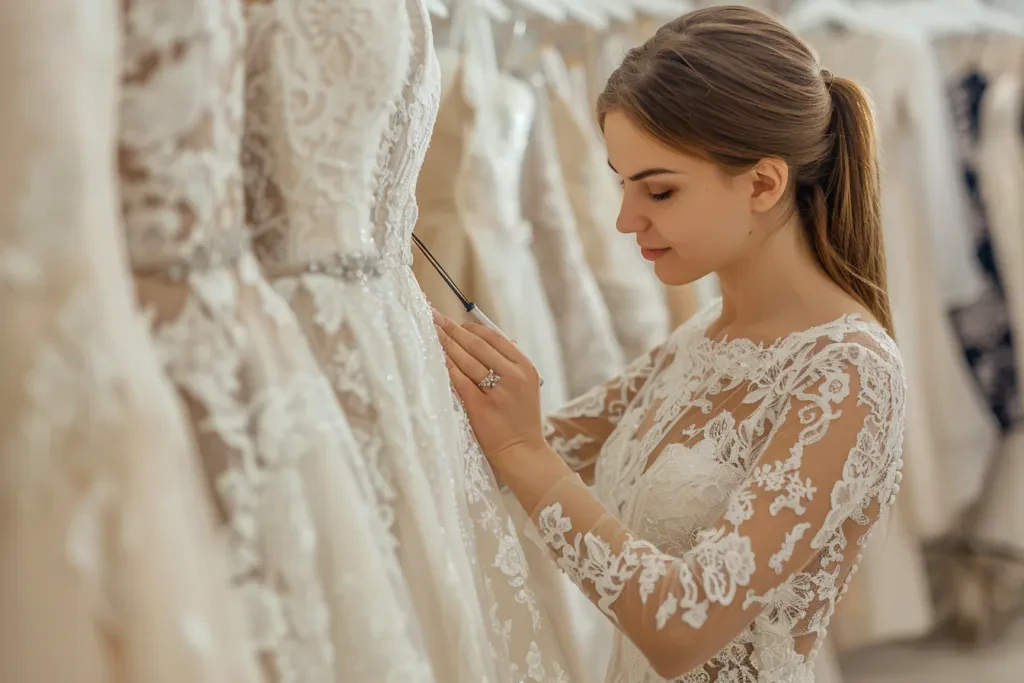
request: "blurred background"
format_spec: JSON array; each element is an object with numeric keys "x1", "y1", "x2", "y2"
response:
[{"x1": 417, "y1": 1, "x2": 1024, "y2": 681}]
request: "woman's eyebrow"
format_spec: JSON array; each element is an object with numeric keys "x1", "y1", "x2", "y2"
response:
[{"x1": 608, "y1": 160, "x2": 682, "y2": 181}]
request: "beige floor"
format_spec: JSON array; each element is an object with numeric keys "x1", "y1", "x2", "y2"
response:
[{"x1": 840, "y1": 621, "x2": 1024, "y2": 683}]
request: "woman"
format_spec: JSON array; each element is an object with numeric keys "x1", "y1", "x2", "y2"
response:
[{"x1": 434, "y1": 6, "x2": 905, "y2": 683}]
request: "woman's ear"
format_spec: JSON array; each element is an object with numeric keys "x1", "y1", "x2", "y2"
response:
[{"x1": 747, "y1": 157, "x2": 789, "y2": 214}]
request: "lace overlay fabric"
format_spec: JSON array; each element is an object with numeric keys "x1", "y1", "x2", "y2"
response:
[
  {"x1": 0, "y1": 2, "x2": 258, "y2": 682},
  {"x1": 119, "y1": 1, "x2": 431, "y2": 680},
  {"x1": 537, "y1": 301, "x2": 906, "y2": 682}
]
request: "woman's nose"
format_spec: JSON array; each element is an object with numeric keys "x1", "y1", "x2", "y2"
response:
[{"x1": 616, "y1": 202, "x2": 646, "y2": 235}]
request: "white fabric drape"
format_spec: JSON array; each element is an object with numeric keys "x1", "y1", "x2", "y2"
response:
[{"x1": 0, "y1": 1, "x2": 258, "y2": 682}]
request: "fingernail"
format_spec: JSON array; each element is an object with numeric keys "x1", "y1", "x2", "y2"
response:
[{"x1": 431, "y1": 308, "x2": 441, "y2": 322}]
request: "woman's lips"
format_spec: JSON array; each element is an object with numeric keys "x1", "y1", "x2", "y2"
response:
[{"x1": 640, "y1": 247, "x2": 671, "y2": 261}]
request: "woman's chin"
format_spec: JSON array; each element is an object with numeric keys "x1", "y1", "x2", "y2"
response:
[{"x1": 652, "y1": 257, "x2": 705, "y2": 287}]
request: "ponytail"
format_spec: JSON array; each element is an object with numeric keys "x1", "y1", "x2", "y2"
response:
[{"x1": 798, "y1": 74, "x2": 893, "y2": 337}]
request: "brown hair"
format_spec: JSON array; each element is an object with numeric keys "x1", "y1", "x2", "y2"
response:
[{"x1": 597, "y1": 6, "x2": 892, "y2": 335}]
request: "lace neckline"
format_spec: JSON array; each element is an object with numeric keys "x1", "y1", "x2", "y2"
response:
[{"x1": 694, "y1": 299, "x2": 886, "y2": 354}]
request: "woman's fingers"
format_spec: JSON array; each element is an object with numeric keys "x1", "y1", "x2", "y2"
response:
[
  {"x1": 462, "y1": 322, "x2": 529, "y2": 365},
  {"x1": 442, "y1": 348, "x2": 481, "y2": 399},
  {"x1": 433, "y1": 310, "x2": 514, "y2": 374},
  {"x1": 435, "y1": 319, "x2": 490, "y2": 386}
]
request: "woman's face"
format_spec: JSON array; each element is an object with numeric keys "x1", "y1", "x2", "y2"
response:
[{"x1": 603, "y1": 112, "x2": 775, "y2": 287}]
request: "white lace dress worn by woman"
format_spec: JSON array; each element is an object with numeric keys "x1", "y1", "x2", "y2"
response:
[
  {"x1": 436, "y1": 298, "x2": 906, "y2": 682},
  {"x1": 538, "y1": 302, "x2": 905, "y2": 682},
  {"x1": 119, "y1": 1, "x2": 431, "y2": 681},
  {"x1": 0, "y1": 2, "x2": 258, "y2": 682},
  {"x1": 242, "y1": 1, "x2": 580, "y2": 680}
]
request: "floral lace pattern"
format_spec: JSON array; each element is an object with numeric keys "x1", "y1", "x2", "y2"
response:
[
  {"x1": 537, "y1": 301, "x2": 906, "y2": 682},
  {"x1": 0, "y1": 1, "x2": 258, "y2": 681}
]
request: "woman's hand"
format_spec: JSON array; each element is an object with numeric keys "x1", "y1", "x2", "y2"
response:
[{"x1": 432, "y1": 309, "x2": 547, "y2": 466}]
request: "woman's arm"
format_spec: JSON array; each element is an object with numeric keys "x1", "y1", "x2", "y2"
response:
[
  {"x1": 500, "y1": 342, "x2": 905, "y2": 679},
  {"x1": 543, "y1": 345, "x2": 664, "y2": 484}
]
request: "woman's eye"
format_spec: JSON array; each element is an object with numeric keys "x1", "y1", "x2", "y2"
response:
[{"x1": 618, "y1": 179, "x2": 671, "y2": 201}]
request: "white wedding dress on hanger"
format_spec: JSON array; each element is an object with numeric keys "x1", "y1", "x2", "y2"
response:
[
  {"x1": 417, "y1": 51, "x2": 570, "y2": 412},
  {"x1": 242, "y1": 1, "x2": 581, "y2": 680},
  {"x1": 119, "y1": 0, "x2": 431, "y2": 680},
  {"x1": 542, "y1": 49, "x2": 670, "y2": 360},
  {"x1": 521, "y1": 80, "x2": 625, "y2": 398},
  {"x1": 0, "y1": 2, "x2": 258, "y2": 682}
]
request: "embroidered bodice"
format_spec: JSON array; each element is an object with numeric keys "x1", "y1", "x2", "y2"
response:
[
  {"x1": 244, "y1": 0, "x2": 439, "y2": 268},
  {"x1": 535, "y1": 301, "x2": 906, "y2": 682}
]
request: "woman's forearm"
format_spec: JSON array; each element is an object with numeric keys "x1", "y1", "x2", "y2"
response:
[{"x1": 492, "y1": 442, "x2": 576, "y2": 516}]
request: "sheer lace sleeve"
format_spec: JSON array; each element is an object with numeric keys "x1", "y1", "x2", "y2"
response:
[
  {"x1": 544, "y1": 344, "x2": 664, "y2": 483},
  {"x1": 530, "y1": 339, "x2": 905, "y2": 679}
]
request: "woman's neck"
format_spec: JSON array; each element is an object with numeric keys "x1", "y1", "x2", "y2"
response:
[{"x1": 711, "y1": 217, "x2": 851, "y2": 338}]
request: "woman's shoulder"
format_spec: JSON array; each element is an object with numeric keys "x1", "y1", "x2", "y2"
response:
[
  {"x1": 795, "y1": 312, "x2": 900, "y2": 363},
  {"x1": 778, "y1": 316, "x2": 907, "y2": 421}
]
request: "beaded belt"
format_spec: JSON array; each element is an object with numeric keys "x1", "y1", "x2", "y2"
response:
[
  {"x1": 132, "y1": 231, "x2": 404, "y2": 285},
  {"x1": 264, "y1": 251, "x2": 403, "y2": 283},
  {"x1": 130, "y1": 232, "x2": 251, "y2": 282}
]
